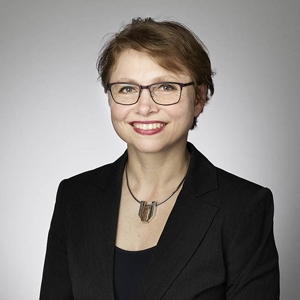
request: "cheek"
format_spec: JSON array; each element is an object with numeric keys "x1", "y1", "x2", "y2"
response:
[
  {"x1": 109, "y1": 106, "x2": 121, "y2": 131},
  {"x1": 110, "y1": 101, "x2": 121, "y2": 119},
  {"x1": 169, "y1": 104, "x2": 195, "y2": 129},
  {"x1": 109, "y1": 104, "x2": 130, "y2": 126},
  {"x1": 109, "y1": 108, "x2": 124, "y2": 139},
  {"x1": 182, "y1": 94, "x2": 198, "y2": 117}
]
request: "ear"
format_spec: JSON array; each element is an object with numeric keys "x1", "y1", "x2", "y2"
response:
[{"x1": 194, "y1": 84, "x2": 207, "y2": 117}]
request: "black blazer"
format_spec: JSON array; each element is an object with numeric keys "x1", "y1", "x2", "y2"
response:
[{"x1": 40, "y1": 143, "x2": 279, "y2": 299}]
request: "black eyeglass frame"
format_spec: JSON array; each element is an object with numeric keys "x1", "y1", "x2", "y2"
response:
[{"x1": 107, "y1": 81, "x2": 194, "y2": 106}]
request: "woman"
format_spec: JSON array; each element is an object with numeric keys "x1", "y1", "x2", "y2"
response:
[{"x1": 40, "y1": 18, "x2": 279, "y2": 299}]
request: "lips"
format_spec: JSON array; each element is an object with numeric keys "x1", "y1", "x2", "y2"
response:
[{"x1": 130, "y1": 121, "x2": 166, "y2": 134}]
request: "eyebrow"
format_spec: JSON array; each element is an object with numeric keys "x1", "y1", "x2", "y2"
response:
[{"x1": 113, "y1": 75, "x2": 181, "y2": 84}]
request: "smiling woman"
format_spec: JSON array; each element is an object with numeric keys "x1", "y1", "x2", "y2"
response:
[
  {"x1": 39, "y1": 17, "x2": 279, "y2": 300},
  {"x1": 107, "y1": 49, "x2": 201, "y2": 154}
]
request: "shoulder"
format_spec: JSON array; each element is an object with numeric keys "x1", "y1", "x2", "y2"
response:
[
  {"x1": 187, "y1": 142, "x2": 273, "y2": 209},
  {"x1": 64, "y1": 150, "x2": 127, "y2": 187},
  {"x1": 215, "y1": 167, "x2": 273, "y2": 217},
  {"x1": 216, "y1": 167, "x2": 270, "y2": 197},
  {"x1": 55, "y1": 150, "x2": 127, "y2": 203}
]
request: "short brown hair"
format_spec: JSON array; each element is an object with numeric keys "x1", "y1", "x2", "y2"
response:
[{"x1": 97, "y1": 17, "x2": 215, "y2": 128}]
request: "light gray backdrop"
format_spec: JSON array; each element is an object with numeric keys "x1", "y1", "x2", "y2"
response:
[{"x1": 1, "y1": 0, "x2": 299, "y2": 299}]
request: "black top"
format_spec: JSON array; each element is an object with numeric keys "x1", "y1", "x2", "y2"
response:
[{"x1": 114, "y1": 246, "x2": 155, "y2": 300}]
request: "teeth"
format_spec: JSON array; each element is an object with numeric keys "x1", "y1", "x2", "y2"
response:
[{"x1": 133, "y1": 123, "x2": 165, "y2": 130}]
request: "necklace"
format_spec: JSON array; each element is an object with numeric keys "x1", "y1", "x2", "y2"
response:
[{"x1": 125, "y1": 164, "x2": 186, "y2": 223}]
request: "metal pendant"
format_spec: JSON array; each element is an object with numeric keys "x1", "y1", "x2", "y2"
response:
[{"x1": 138, "y1": 201, "x2": 157, "y2": 223}]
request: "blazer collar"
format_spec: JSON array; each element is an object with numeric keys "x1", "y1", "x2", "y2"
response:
[
  {"x1": 184, "y1": 142, "x2": 218, "y2": 196},
  {"x1": 92, "y1": 142, "x2": 218, "y2": 195}
]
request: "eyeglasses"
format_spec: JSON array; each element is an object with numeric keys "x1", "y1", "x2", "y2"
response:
[{"x1": 107, "y1": 81, "x2": 194, "y2": 106}]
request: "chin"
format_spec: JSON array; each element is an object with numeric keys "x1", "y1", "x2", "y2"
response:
[
  {"x1": 129, "y1": 142, "x2": 165, "y2": 154},
  {"x1": 128, "y1": 138, "x2": 188, "y2": 155}
]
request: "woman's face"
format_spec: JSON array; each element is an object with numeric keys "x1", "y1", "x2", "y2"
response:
[{"x1": 108, "y1": 49, "x2": 203, "y2": 154}]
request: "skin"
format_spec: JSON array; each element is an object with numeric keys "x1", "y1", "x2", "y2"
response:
[
  {"x1": 109, "y1": 49, "x2": 202, "y2": 157},
  {"x1": 108, "y1": 49, "x2": 204, "y2": 250}
]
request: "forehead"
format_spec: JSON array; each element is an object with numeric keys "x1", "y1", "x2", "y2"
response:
[{"x1": 110, "y1": 49, "x2": 190, "y2": 83}]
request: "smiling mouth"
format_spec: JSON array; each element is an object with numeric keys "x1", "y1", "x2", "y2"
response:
[{"x1": 131, "y1": 122, "x2": 166, "y2": 130}]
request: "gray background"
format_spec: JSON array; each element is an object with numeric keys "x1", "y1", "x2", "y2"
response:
[{"x1": 1, "y1": 0, "x2": 299, "y2": 299}]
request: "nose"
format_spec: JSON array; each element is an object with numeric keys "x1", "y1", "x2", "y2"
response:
[{"x1": 135, "y1": 87, "x2": 158, "y2": 115}]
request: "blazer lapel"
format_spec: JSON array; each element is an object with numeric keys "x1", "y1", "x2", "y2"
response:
[
  {"x1": 80, "y1": 153, "x2": 127, "y2": 299},
  {"x1": 138, "y1": 143, "x2": 219, "y2": 300}
]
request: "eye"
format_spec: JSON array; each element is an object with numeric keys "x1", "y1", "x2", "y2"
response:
[
  {"x1": 156, "y1": 83, "x2": 178, "y2": 92},
  {"x1": 118, "y1": 84, "x2": 139, "y2": 94}
]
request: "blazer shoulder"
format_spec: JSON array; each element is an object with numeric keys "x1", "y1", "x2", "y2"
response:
[
  {"x1": 216, "y1": 167, "x2": 268, "y2": 193},
  {"x1": 215, "y1": 167, "x2": 273, "y2": 213},
  {"x1": 61, "y1": 150, "x2": 128, "y2": 192},
  {"x1": 185, "y1": 142, "x2": 272, "y2": 201}
]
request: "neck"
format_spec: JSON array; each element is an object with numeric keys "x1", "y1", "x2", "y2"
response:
[{"x1": 126, "y1": 143, "x2": 190, "y2": 188}]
